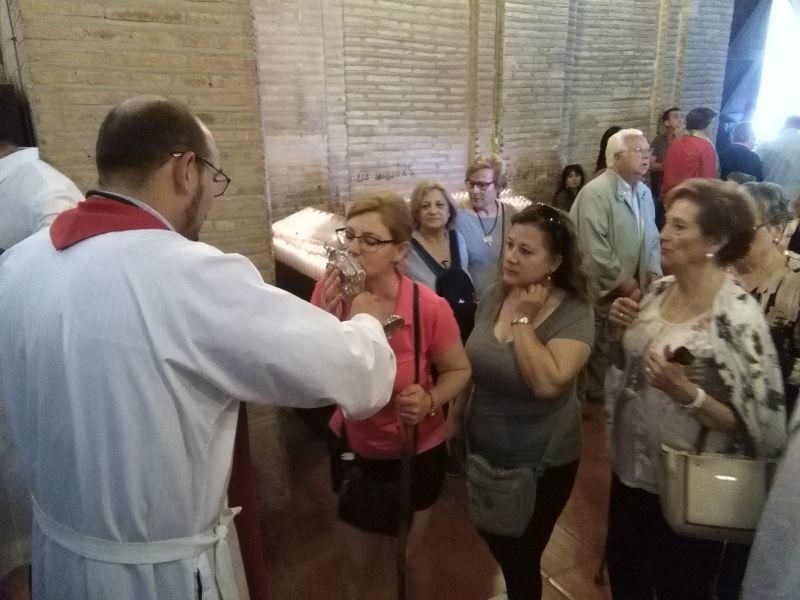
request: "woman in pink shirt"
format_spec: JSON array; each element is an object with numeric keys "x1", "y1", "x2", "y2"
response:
[{"x1": 313, "y1": 192, "x2": 471, "y2": 599}]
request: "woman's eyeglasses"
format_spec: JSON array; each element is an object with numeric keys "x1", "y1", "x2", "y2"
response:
[
  {"x1": 336, "y1": 228, "x2": 396, "y2": 252},
  {"x1": 465, "y1": 180, "x2": 494, "y2": 191}
]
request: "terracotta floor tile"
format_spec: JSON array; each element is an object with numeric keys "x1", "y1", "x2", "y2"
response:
[{"x1": 261, "y1": 406, "x2": 612, "y2": 599}]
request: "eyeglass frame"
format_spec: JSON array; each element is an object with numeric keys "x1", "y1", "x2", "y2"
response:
[
  {"x1": 627, "y1": 146, "x2": 652, "y2": 157},
  {"x1": 464, "y1": 179, "x2": 495, "y2": 191},
  {"x1": 335, "y1": 227, "x2": 397, "y2": 252},
  {"x1": 170, "y1": 151, "x2": 231, "y2": 197}
]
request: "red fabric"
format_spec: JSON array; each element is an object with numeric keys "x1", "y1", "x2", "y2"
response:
[
  {"x1": 661, "y1": 135, "x2": 719, "y2": 197},
  {"x1": 311, "y1": 273, "x2": 461, "y2": 458},
  {"x1": 228, "y1": 405, "x2": 270, "y2": 600},
  {"x1": 50, "y1": 195, "x2": 169, "y2": 250}
]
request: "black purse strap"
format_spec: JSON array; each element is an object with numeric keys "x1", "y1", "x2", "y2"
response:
[
  {"x1": 413, "y1": 282, "x2": 420, "y2": 384},
  {"x1": 410, "y1": 237, "x2": 446, "y2": 276}
]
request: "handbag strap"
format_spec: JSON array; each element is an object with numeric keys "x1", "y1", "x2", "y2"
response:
[
  {"x1": 410, "y1": 237, "x2": 446, "y2": 276},
  {"x1": 448, "y1": 231, "x2": 462, "y2": 270}
]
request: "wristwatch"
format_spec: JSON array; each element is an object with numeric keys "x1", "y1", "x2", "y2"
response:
[{"x1": 510, "y1": 316, "x2": 532, "y2": 326}]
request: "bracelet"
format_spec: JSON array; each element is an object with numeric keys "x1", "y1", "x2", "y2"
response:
[
  {"x1": 684, "y1": 386, "x2": 706, "y2": 412},
  {"x1": 511, "y1": 316, "x2": 531, "y2": 326},
  {"x1": 427, "y1": 392, "x2": 438, "y2": 417}
]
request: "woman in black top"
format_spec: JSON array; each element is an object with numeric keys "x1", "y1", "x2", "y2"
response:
[{"x1": 552, "y1": 164, "x2": 585, "y2": 211}]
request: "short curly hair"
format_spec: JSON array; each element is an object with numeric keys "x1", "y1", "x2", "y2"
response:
[
  {"x1": 465, "y1": 153, "x2": 508, "y2": 190},
  {"x1": 743, "y1": 182, "x2": 791, "y2": 227},
  {"x1": 664, "y1": 178, "x2": 755, "y2": 265}
]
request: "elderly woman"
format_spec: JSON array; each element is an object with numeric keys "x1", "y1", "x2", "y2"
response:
[
  {"x1": 605, "y1": 179, "x2": 786, "y2": 600},
  {"x1": 403, "y1": 181, "x2": 474, "y2": 339},
  {"x1": 452, "y1": 203, "x2": 594, "y2": 600},
  {"x1": 454, "y1": 153, "x2": 517, "y2": 300},
  {"x1": 551, "y1": 164, "x2": 585, "y2": 212},
  {"x1": 313, "y1": 193, "x2": 471, "y2": 599},
  {"x1": 715, "y1": 181, "x2": 800, "y2": 600}
]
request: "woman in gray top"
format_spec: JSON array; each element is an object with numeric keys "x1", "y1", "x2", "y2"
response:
[
  {"x1": 452, "y1": 203, "x2": 594, "y2": 600},
  {"x1": 454, "y1": 153, "x2": 517, "y2": 299}
]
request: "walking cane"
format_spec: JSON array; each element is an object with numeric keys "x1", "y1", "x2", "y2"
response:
[{"x1": 397, "y1": 425, "x2": 416, "y2": 600}]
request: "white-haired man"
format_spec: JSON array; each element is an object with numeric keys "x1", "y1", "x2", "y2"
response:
[{"x1": 569, "y1": 129, "x2": 662, "y2": 403}]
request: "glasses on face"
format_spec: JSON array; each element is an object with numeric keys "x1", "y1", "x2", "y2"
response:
[
  {"x1": 465, "y1": 179, "x2": 494, "y2": 191},
  {"x1": 336, "y1": 228, "x2": 396, "y2": 252},
  {"x1": 171, "y1": 151, "x2": 232, "y2": 197},
  {"x1": 628, "y1": 147, "x2": 651, "y2": 157}
]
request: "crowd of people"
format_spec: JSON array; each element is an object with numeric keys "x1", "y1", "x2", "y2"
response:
[{"x1": 2, "y1": 94, "x2": 800, "y2": 600}]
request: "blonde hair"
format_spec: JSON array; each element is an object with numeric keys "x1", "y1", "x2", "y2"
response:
[
  {"x1": 465, "y1": 153, "x2": 508, "y2": 190},
  {"x1": 409, "y1": 181, "x2": 457, "y2": 229},
  {"x1": 347, "y1": 192, "x2": 413, "y2": 243}
]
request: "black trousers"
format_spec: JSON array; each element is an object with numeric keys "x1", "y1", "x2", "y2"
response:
[
  {"x1": 606, "y1": 474, "x2": 723, "y2": 600},
  {"x1": 478, "y1": 460, "x2": 579, "y2": 600}
]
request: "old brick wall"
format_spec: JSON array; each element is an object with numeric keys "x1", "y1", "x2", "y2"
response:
[
  {"x1": 1, "y1": 0, "x2": 273, "y2": 280},
  {"x1": 252, "y1": 0, "x2": 735, "y2": 212}
]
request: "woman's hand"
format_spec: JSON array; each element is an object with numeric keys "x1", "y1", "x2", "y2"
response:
[
  {"x1": 608, "y1": 296, "x2": 640, "y2": 329},
  {"x1": 319, "y1": 264, "x2": 345, "y2": 318},
  {"x1": 396, "y1": 384, "x2": 431, "y2": 426},
  {"x1": 644, "y1": 347, "x2": 694, "y2": 404},
  {"x1": 516, "y1": 284, "x2": 550, "y2": 321}
]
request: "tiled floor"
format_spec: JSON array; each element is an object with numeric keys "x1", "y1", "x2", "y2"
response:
[{"x1": 262, "y1": 403, "x2": 613, "y2": 600}]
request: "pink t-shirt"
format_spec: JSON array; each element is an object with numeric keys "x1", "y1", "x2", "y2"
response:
[{"x1": 310, "y1": 272, "x2": 460, "y2": 458}]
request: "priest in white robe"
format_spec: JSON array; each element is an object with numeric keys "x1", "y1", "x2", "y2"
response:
[{"x1": 0, "y1": 96, "x2": 396, "y2": 600}]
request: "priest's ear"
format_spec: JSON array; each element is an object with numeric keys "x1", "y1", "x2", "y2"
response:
[{"x1": 169, "y1": 150, "x2": 202, "y2": 198}]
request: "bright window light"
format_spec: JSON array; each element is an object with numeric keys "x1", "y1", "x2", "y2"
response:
[{"x1": 753, "y1": 0, "x2": 800, "y2": 141}]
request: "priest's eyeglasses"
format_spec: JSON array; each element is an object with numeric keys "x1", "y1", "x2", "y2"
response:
[
  {"x1": 336, "y1": 228, "x2": 396, "y2": 252},
  {"x1": 170, "y1": 152, "x2": 232, "y2": 197}
]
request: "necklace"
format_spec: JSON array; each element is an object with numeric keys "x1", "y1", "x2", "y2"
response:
[{"x1": 476, "y1": 201, "x2": 500, "y2": 246}]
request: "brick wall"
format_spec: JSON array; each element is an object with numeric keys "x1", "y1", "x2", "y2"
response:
[
  {"x1": 252, "y1": 0, "x2": 734, "y2": 211},
  {"x1": 2, "y1": 0, "x2": 273, "y2": 281}
]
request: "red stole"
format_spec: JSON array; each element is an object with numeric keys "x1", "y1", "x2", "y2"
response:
[{"x1": 50, "y1": 194, "x2": 170, "y2": 250}]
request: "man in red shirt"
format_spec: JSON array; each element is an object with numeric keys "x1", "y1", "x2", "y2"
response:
[{"x1": 661, "y1": 107, "x2": 719, "y2": 205}]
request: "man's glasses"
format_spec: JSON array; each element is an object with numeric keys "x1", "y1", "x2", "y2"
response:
[
  {"x1": 628, "y1": 147, "x2": 651, "y2": 156},
  {"x1": 170, "y1": 151, "x2": 231, "y2": 197},
  {"x1": 465, "y1": 179, "x2": 494, "y2": 191},
  {"x1": 336, "y1": 228, "x2": 396, "y2": 252}
]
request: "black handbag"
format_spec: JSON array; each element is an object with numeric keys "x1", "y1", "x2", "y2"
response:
[{"x1": 336, "y1": 283, "x2": 420, "y2": 537}]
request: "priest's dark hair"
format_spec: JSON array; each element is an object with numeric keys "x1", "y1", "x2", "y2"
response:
[{"x1": 96, "y1": 97, "x2": 210, "y2": 187}]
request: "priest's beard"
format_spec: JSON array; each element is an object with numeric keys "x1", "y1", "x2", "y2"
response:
[{"x1": 183, "y1": 183, "x2": 205, "y2": 242}]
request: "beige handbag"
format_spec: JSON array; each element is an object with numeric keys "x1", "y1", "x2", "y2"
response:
[{"x1": 659, "y1": 428, "x2": 778, "y2": 544}]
